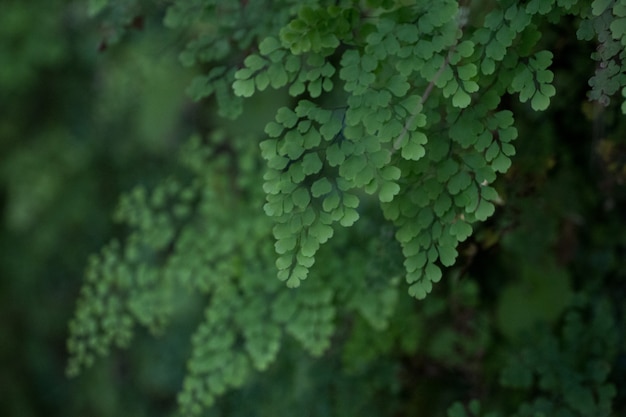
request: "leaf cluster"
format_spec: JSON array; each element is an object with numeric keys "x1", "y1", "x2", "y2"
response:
[{"x1": 67, "y1": 0, "x2": 626, "y2": 416}]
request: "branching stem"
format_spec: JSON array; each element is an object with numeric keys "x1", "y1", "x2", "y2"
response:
[
  {"x1": 393, "y1": 4, "x2": 469, "y2": 153},
  {"x1": 392, "y1": 52, "x2": 452, "y2": 152}
]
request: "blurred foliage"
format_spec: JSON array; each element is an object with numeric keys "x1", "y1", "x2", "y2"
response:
[
  {"x1": 1, "y1": 1, "x2": 625, "y2": 417},
  {"x1": 0, "y1": 1, "x2": 193, "y2": 416}
]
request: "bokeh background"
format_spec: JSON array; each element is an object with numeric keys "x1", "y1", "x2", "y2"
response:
[{"x1": 0, "y1": 2, "x2": 196, "y2": 415}]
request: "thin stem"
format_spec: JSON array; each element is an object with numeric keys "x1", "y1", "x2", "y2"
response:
[
  {"x1": 392, "y1": 52, "x2": 452, "y2": 152},
  {"x1": 392, "y1": 3, "x2": 469, "y2": 153}
]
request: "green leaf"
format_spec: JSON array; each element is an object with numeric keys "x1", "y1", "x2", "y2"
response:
[
  {"x1": 473, "y1": 131, "x2": 491, "y2": 152},
  {"x1": 481, "y1": 186, "x2": 499, "y2": 202},
  {"x1": 322, "y1": 192, "x2": 340, "y2": 211},
  {"x1": 311, "y1": 178, "x2": 332, "y2": 197},
  {"x1": 450, "y1": 220, "x2": 473, "y2": 241},
  {"x1": 300, "y1": 235, "x2": 319, "y2": 257},
  {"x1": 530, "y1": 91, "x2": 550, "y2": 111},
  {"x1": 447, "y1": 170, "x2": 472, "y2": 194},
  {"x1": 427, "y1": 246, "x2": 438, "y2": 263},
  {"x1": 401, "y1": 131, "x2": 427, "y2": 160},
  {"x1": 438, "y1": 245, "x2": 458, "y2": 267},
  {"x1": 303, "y1": 128, "x2": 321, "y2": 149},
  {"x1": 289, "y1": 81, "x2": 305, "y2": 96},
  {"x1": 481, "y1": 58, "x2": 496, "y2": 75},
  {"x1": 452, "y1": 89, "x2": 471, "y2": 108},
  {"x1": 266, "y1": 155, "x2": 289, "y2": 171},
  {"x1": 592, "y1": 0, "x2": 612, "y2": 16},
  {"x1": 308, "y1": 78, "x2": 322, "y2": 98},
  {"x1": 340, "y1": 154, "x2": 368, "y2": 181},
  {"x1": 342, "y1": 193, "x2": 359, "y2": 208},
  {"x1": 437, "y1": 159, "x2": 459, "y2": 182},
  {"x1": 326, "y1": 143, "x2": 345, "y2": 166},
  {"x1": 276, "y1": 255, "x2": 292, "y2": 270},
  {"x1": 265, "y1": 122, "x2": 284, "y2": 138},
  {"x1": 320, "y1": 117, "x2": 342, "y2": 140},
  {"x1": 275, "y1": 236, "x2": 297, "y2": 254},
  {"x1": 298, "y1": 120, "x2": 311, "y2": 134},
  {"x1": 434, "y1": 193, "x2": 452, "y2": 217},
  {"x1": 496, "y1": 26, "x2": 516, "y2": 47},
  {"x1": 456, "y1": 40, "x2": 475, "y2": 57},
  {"x1": 462, "y1": 188, "x2": 480, "y2": 215},
  {"x1": 361, "y1": 54, "x2": 378, "y2": 72},
  {"x1": 485, "y1": 141, "x2": 500, "y2": 161},
  {"x1": 499, "y1": 126, "x2": 517, "y2": 142},
  {"x1": 379, "y1": 181, "x2": 400, "y2": 203},
  {"x1": 309, "y1": 222, "x2": 333, "y2": 243},
  {"x1": 255, "y1": 72, "x2": 270, "y2": 91},
  {"x1": 301, "y1": 152, "x2": 323, "y2": 175},
  {"x1": 474, "y1": 199, "x2": 495, "y2": 221},
  {"x1": 408, "y1": 281, "x2": 431, "y2": 299},
  {"x1": 259, "y1": 36, "x2": 281, "y2": 55},
  {"x1": 340, "y1": 208, "x2": 360, "y2": 227},
  {"x1": 491, "y1": 153, "x2": 511, "y2": 173},
  {"x1": 244, "y1": 54, "x2": 266, "y2": 71},
  {"x1": 387, "y1": 75, "x2": 410, "y2": 97},
  {"x1": 401, "y1": 95, "x2": 423, "y2": 115},
  {"x1": 380, "y1": 165, "x2": 401, "y2": 181},
  {"x1": 425, "y1": 263, "x2": 442, "y2": 283},
  {"x1": 268, "y1": 65, "x2": 289, "y2": 88},
  {"x1": 417, "y1": 207, "x2": 434, "y2": 229},
  {"x1": 297, "y1": 253, "x2": 315, "y2": 269},
  {"x1": 397, "y1": 23, "x2": 419, "y2": 42},
  {"x1": 232, "y1": 79, "x2": 255, "y2": 97},
  {"x1": 281, "y1": 134, "x2": 305, "y2": 159},
  {"x1": 457, "y1": 64, "x2": 477, "y2": 80},
  {"x1": 292, "y1": 187, "x2": 311, "y2": 209},
  {"x1": 405, "y1": 252, "x2": 427, "y2": 273},
  {"x1": 285, "y1": 265, "x2": 308, "y2": 287},
  {"x1": 276, "y1": 107, "x2": 298, "y2": 128}
]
